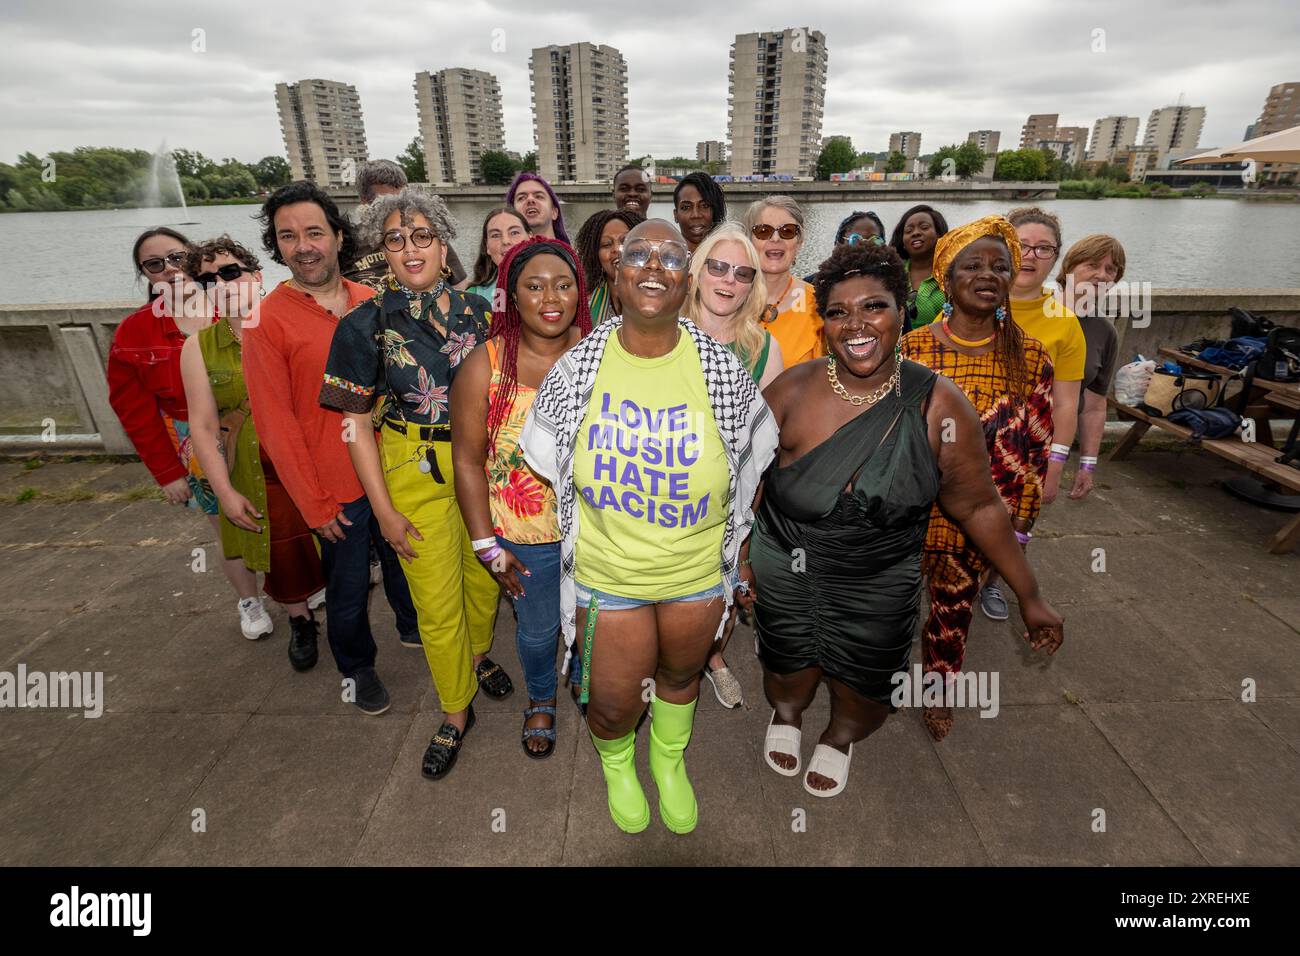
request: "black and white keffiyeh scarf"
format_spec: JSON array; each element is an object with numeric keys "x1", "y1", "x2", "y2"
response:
[{"x1": 520, "y1": 316, "x2": 778, "y2": 667}]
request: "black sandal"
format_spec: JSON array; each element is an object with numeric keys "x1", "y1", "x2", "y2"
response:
[
  {"x1": 521, "y1": 704, "x2": 557, "y2": 759},
  {"x1": 474, "y1": 657, "x2": 514, "y2": 699},
  {"x1": 422, "y1": 706, "x2": 476, "y2": 779}
]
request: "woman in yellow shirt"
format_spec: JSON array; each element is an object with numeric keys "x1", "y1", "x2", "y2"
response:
[
  {"x1": 744, "y1": 196, "x2": 824, "y2": 365},
  {"x1": 521, "y1": 219, "x2": 777, "y2": 835}
]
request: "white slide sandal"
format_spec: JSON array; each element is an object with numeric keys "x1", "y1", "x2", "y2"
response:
[
  {"x1": 763, "y1": 710, "x2": 802, "y2": 777},
  {"x1": 803, "y1": 743, "x2": 853, "y2": 798}
]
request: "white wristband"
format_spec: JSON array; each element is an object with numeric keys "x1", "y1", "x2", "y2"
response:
[
  {"x1": 470, "y1": 536, "x2": 498, "y2": 552},
  {"x1": 1050, "y1": 443, "x2": 1072, "y2": 456},
  {"x1": 1079, "y1": 455, "x2": 1098, "y2": 465}
]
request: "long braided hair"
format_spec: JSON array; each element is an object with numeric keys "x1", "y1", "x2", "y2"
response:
[
  {"x1": 486, "y1": 236, "x2": 593, "y2": 448},
  {"x1": 574, "y1": 208, "x2": 645, "y2": 290}
]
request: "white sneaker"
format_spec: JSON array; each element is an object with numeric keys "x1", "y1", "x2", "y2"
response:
[
  {"x1": 238, "y1": 597, "x2": 274, "y2": 640},
  {"x1": 307, "y1": 587, "x2": 326, "y2": 611}
]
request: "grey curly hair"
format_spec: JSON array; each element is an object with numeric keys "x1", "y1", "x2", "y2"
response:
[{"x1": 356, "y1": 186, "x2": 457, "y2": 251}]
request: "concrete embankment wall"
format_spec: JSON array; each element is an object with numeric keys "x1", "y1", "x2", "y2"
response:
[{"x1": 1, "y1": 291, "x2": 1297, "y2": 453}]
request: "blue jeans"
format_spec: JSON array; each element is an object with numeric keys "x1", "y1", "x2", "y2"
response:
[
  {"x1": 316, "y1": 495, "x2": 380, "y2": 677},
  {"x1": 500, "y1": 538, "x2": 561, "y2": 701},
  {"x1": 369, "y1": 518, "x2": 419, "y2": 638}
]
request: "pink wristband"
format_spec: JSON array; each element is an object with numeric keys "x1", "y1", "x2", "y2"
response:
[{"x1": 476, "y1": 545, "x2": 503, "y2": 563}]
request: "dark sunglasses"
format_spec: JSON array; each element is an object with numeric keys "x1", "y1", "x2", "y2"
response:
[
  {"x1": 751, "y1": 223, "x2": 801, "y2": 241},
  {"x1": 382, "y1": 227, "x2": 437, "y2": 252},
  {"x1": 195, "y1": 263, "x2": 253, "y2": 287},
  {"x1": 140, "y1": 251, "x2": 187, "y2": 275},
  {"x1": 703, "y1": 258, "x2": 756, "y2": 283}
]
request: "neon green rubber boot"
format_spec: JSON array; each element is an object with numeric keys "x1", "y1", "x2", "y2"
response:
[
  {"x1": 590, "y1": 730, "x2": 649, "y2": 833},
  {"x1": 648, "y1": 695, "x2": 698, "y2": 834}
]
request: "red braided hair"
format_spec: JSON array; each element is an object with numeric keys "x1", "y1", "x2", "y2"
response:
[{"x1": 486, "y1": 236, "x2": 593, "y2": 449}]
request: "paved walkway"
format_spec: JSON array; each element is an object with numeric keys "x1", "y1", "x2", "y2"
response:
[{"x1": 0, "y1": 446, "x2": 1296, "y2": 866}]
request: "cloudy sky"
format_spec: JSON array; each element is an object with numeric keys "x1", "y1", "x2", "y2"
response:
[{"x1": 3, "y1": 0, "x2": 1297, "y2": 165}]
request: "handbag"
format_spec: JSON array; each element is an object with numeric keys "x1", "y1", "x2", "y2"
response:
[{"x1": 1138, "y1": 365, "x2": 1222, "y2": 417}]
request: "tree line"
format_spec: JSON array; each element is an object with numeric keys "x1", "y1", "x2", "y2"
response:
[
  {"x1": 0, "y1": 147, "x2": 292, "y2": 212},
  {"x1": 814, "y1": 136, "x2": 1134, "y2": 183}
]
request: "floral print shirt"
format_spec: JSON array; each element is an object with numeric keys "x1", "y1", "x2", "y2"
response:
[
  {"x1": 485, "y1": 340, "x2": 559, "y2": 544},
  {"x1": 320, "y1": 279, "x2": 489, "y2": 425}
]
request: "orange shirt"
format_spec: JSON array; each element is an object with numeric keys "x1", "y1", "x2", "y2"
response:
[
  {"x1": 760, "y1": 277, "x2": 824, "y2": 366},
  {"x1": 242, "y1": 280, "x2": 373, "y2": 528}
]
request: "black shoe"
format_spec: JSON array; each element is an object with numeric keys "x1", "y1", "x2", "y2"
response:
[
  {"x1": 422, "y1": 706, "x2": 476, "y2": 779},
  {"x1": 351, "y1": 666, "x2": 391, "y2": 716},
  {"x1": 288, "y1": 615, "x2": 319, "y2": 672},
  {"x1": 474, "y1": 657, "x2": 514, "y2": 699},
  {"x1": 398, "y1": 630, "x2": 422, "y2": 649}
]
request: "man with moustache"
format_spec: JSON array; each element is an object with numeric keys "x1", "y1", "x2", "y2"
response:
[{"x1": 242, "y1": 181, "x2": 392, "y2": 714}]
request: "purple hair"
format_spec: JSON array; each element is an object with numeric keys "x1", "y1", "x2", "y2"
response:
[{"x1": 504, "y1": 172, "x2": 569, "y2": 245}]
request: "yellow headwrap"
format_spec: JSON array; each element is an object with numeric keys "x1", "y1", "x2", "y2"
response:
[{"x1": 931, "y1": 215, "x2": 1022, "y2": 295}]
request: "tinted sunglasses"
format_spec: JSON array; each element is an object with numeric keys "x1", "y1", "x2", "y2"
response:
[
  {"x1": 845, "y1": 233, "x2": 885, "y2": 247},
  {"x1": 620, "y1": 238, "x2": 690, "y2": 272},
  {"x1": 140, "y1": 251, "x2": 187, "y2": 275},
  {"x1": 751, "y1": 223, "x2": 801, "y2": 241},
  {"x1": 703, "y1": 258, "x2": 756, "y2": 283},
  {"x1": 195, "y1": 263, "x2": 253, "y2": 287}
]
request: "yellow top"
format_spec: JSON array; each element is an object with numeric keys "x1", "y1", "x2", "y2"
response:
[
  {"x1": 1010, "y1": 290, "x2": 1087, "y2": 382},
  {"x1": 761, "y1": 277, "x2": 824, "y2": 366},
  {"x1": 573, "y1": 329, "x2": 730, "y2": 599}
]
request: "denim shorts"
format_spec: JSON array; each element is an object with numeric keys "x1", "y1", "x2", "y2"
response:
[{"x1": 574, "y1": 580, "x2": 726, "y2": 612}]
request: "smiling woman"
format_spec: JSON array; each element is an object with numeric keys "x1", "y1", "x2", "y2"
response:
[
  {"x1": 749, "y1": 237, "x2": 1063, "y2": 798},
  {"x1": 319, "y1": 186, "x2": 511, "y2": 782},
  {"x1": 519, "y1": 218, "x2": 778, "y2": 835}
]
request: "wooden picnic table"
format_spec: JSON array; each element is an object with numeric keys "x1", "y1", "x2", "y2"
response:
[
  {"x1": 1107, "y1": 395, "x2": 1300, "y2": 554},
  {"x1": 1158, "y1": 347, "x2": 1300, "y2": 446}
]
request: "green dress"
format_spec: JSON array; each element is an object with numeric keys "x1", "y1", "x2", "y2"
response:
[
  {"x1": 197, "y1": 320, "x2": 270, "y2": 572},
  {"x1": 751, "y1": 360, "x2": 940, "y2": 703}
]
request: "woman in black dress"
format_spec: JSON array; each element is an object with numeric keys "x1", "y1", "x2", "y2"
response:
[{"x1": 741, "y1": 241, "x2": 1064, "y2": 798}]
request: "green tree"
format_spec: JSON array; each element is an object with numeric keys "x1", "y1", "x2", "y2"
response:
[
  {"x1": 252, "y1": 156, "x2": 290, "y2": 190},
  {"x1": 815, "y1": 136, "x2": 856, "y2": 180},
  {"x1": 885, "y1": 151, "x2": 907, "y2": 173},
  {"x1": 994, "y1": 148, "x2": 1048, "y2": 181},
  {"x1": 479, "y1": 149, "x2": 518, "y2": 186},
  {"x1": 397, "y1": 136, "x2": 427, "y2": 183},
  {"x1": 520, "y1": 151, "x2": 538, "y2": 173}
]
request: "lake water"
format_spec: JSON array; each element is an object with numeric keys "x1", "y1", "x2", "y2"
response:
[{"x1": 2, "y1": 197, "x2": 1297, "y2": 306}]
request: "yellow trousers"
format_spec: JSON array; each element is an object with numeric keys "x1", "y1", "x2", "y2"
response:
[{"x1": 381, "y1": 429, "x2": 499, "y2": 713}]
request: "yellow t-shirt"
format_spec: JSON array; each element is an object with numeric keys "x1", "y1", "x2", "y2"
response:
[
  {"x1": 1010, "y1": 290, "x2": 1086, "y2": 382},
  {"x1": 573, "y1": 329, "x2": 730, "y2": 599},
  {"x1": 761, "y1": 277, "x2": 824, "y2": 366}
]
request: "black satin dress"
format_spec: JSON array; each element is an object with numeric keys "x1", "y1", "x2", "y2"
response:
[{"x1": 752, "y1": 360, "x2": 941, "y2": 704}]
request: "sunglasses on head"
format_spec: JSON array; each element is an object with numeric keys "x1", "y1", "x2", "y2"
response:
[
  {"x1": 703, "y1": 258, "x2": 756, "y2": 283},
  {"x1": 751, "y1": 223, "x2": 801, "y2": 241},
  {"x1": 620, "y1": 237, "x2": 690, "y2": 272},
  {"x1": 195, "y1": 263, "x2": 253, "y2": 287},
  {"x1": 140, "y1": 251, "x2": 187, "y2": 275}
]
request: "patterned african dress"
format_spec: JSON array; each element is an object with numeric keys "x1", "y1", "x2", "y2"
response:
[{"x1": 900, "y1": 324, "x2": 1054, "y2": 674}]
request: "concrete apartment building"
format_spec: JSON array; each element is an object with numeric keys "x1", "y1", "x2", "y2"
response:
[
  {"x1": 727, "y1": 27, "x2": 828, "y2": 178},
  {"x1": 1251, "y1": 81, "x2": 1299, "y2": 180},
  {"x1": 967, "y1": 130, "x2": 1001, "y2": 154},
  {"x1": 528, "y1": 42, "x2": 628, "y2": 184},
  {"x1": 1018, "y1": 114, "x2": 1088, "y2": 164},
  {"x1": 274, "y1": 79, "x2": 368, "y2": 188},
  {"x1": 1143, "y1": 104, "x2": 1206, "y2": 160},
  {"x1": 414, "y1": 68, "x2": 505, "y2": 186},
  {"x1": 1087, "y1": 116, "x2": 1139, "y2": 163},
  {"x1": 889, "y1": 131, "x2": 922, "y2": 159},
  {"x1": 697, "y1": 140, "x2": 727, "y2": 164}
]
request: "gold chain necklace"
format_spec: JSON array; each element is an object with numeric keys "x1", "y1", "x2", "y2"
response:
[{"x1": 827, "y1": 355, "x2": 899, "y2": 407}]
